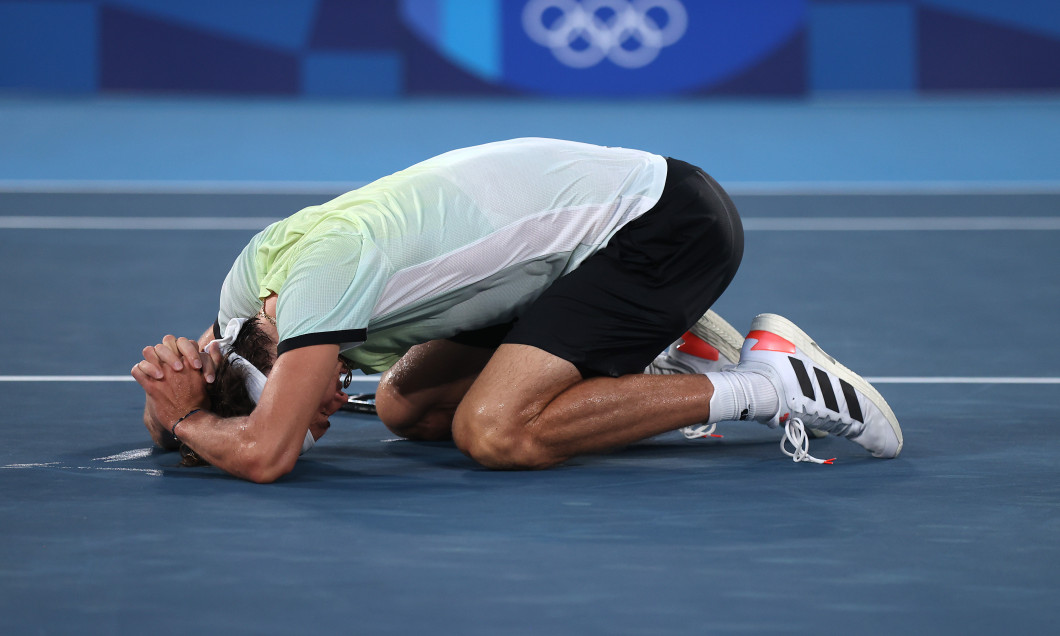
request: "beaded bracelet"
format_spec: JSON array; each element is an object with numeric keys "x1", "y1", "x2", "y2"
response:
[{"x1": 171, "y1": 408, "x2": 201, "y2": 441}]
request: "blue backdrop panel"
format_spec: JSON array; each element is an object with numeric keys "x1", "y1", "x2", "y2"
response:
[
  {"x1": 811, "y1": 3, "x2": 916, "y2": 91},
  {"x1": 302, "y1": 52, "x2": 403, "y2": 97},
  {"x1": 100, "y1": 6, "x2": 299, "y2": 94},
  {"x1": 311, "y1": 0, "x2": 407, "y2": 49},
  {"x1": 0, "y1": 1, "x2": 98, "y2": 92},
  {"x1": 695, "y1": 29, "x2": 806, "y2": 96},
  {"x1": 2, "y1": 0, "x2": 1060, "y2": 96},
  {"x1": 106, "y1": 0, "x2": 317, "y2": 50},
  {"x1": 919, "y1": 6, "x2": 1060, "y2": 91},
  {"x1": 310, "y1": 0, "x2": 502, "y2": 95},
  {"x1": 441, "y1": 0, "x2": 501, "y2": 81},
  {"x1": 919, "y1": 0, "x2": 1060, "y2": 38}
]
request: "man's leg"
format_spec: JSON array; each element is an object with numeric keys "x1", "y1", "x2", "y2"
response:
[
  {"x1": 452, "y1": 313, "x2": 904, "y2": 470},
  {"x1": 372, "y1": 309, "x2": 731, "y2": 446},
  {"x1": 451, "y1": 343, "x2": 716, "y2": 469},
  {"x1": 375, "y1": 339, "x2": 495, "y2": 441},
  {"x1": 448, "y1": 159, "x2": 743, "y2": 468}
]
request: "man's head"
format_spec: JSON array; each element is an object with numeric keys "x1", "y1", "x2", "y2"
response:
[
  {"x1": 205, "y1": 314, "x2": 276, "y2": 413},
  {"x1": 181, "y1": 315, "x2": 347, "y2": 466}
]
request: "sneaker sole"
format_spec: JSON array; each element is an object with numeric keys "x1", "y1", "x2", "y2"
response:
[
  {"x1": 689, "y1": 310, "x2": 743, "y2": 366},
  {"x1": 750, "y1": 313, "x2": 903, "y2": 457}
]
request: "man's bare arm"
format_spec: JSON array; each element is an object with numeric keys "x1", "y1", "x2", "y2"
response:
[{"x1": 132, "y1": 343, "x2": 340, "y2": 483}]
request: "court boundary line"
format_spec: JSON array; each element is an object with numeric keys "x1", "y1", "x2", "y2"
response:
[
  {"x1": 728, "y1": 181, "x2": 1060, "y2": 196},
  {"x1": 2, "y1": 375, "x2": 1057, "y2": 384},
  {"x1": 0, "y1": 180, "x2": 366, "y2": 195},
  {"x1": 2, "y1": 179, "x2": 1060, "y2": 196},
  {"x1": 3, "y1": 216, "x2": 1060, "y2": 231},
  {"x1": 0, "y1": 216, "x2": 282, "y2": 230},
  {"x1": 743, "y1": 217, "x2": 1060, "y2": 231}
]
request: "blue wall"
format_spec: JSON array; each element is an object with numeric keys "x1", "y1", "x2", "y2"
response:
[{"x1": 2, "y1": 0, "x2": 1060, "y2": 97}]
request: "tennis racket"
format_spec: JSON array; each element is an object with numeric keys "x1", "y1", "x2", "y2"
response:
[{"x1": 341, "y1": 393, "x2": 377, "y2": 415}]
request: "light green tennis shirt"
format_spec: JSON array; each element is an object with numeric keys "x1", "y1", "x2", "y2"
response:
[{"x1": 217, "y1": 138, "x2": 667, "y2": 373}]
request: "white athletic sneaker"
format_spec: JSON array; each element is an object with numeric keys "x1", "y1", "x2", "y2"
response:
[
  {"x1": 735, "y1": 313, "x2": 903, "y2": 463},
  {"x1": 645, "y1": 310, "x2": 743, "y2": 438},
  {"x1": 646, "y1": 310, "x2": 742, "y2": 375}
]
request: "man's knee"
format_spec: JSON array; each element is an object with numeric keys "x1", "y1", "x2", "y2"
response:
[
  {"x1": 451, "y1": 401, "x2": 556, "y2": 470},
  {"x1": 373, "y1": 338, "x2": 494, "y2": 442},
  {"x1": 375, "y1": 382, "x2": 453, "y2": 441}
]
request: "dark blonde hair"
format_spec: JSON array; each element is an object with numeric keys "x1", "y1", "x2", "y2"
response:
[{"x1": 179, "y1": 316, "x2": 275, "y2": 467}]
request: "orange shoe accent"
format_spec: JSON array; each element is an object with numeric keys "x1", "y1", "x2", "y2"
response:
[
  {"x1": 747, "y1": 330, "x2": 796, "y2": 354},
  {"x1": 675, "y1": 331, "x2": 720, "y2": 361}
]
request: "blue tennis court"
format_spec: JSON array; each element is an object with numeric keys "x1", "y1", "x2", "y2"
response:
[{"x1": 2, "y1": 93, "x2": 1058, "y2": 634}]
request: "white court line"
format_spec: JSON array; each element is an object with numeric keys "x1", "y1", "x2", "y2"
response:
[
  {"x1": 2, "y1": 179, "x2": 1059, "y2": 196},
  {"x1": 2, "y1": 215, "x2": 1059, "y2": 231},
  {"x1": 0, "y1": 375, "x2": 1056, "y2": 384},
  {"x1": 0, "y1": 216, "x2": 280, "y2": 230},
  {"x1": 725, "y1": 180, "x2": 1060, "y2": 196},
  {"x1": 743, "y1": 217, "x2": 1060, "y2": 231},
  {"x1": 0, "y1": 462, "x2": 163, "y2": 476},
  {"x1": 0, "y1": 179, "x2": 365, "y2": 195},
  {"x1": 3, "y1": 446, "x2": 162, "y2": 476},
  {"x1": 94, "y1": 448, "x2": 155, "y2": 462},
  {"x1": 866, "y1": 377, "x2": 1060, "y2": 385}
]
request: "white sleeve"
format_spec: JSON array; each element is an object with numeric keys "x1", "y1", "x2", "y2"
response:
[
  {"x1": 274, "y1": 231, "x2": 392, "y2": 355},
  {"x1": 217, "y1": 241, "x2": 266, "y2": 331}
]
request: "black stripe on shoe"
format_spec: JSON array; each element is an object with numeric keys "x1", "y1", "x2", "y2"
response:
[
  {"x1": 788, "y1": 357, "x2": 816, "y2": 401},
  {"x1": 839, "y1": 379, "x2": 864, "y2": 423},
  {"x1": 814, "y1": 367, "x2": 840, "y2": 412}
]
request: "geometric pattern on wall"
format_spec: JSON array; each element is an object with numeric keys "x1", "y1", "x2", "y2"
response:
[{"x1": 1, "y1": 0, "x2": 1059, "y2": 96}]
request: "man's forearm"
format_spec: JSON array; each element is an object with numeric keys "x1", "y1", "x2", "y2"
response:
[{"x1": 171, "y1": 410, "x2": 300, "y2": 483}]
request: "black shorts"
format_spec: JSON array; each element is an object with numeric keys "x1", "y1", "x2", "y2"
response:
[{"x1": 450, "y1": 157, "x2": 744, "y2": 378}]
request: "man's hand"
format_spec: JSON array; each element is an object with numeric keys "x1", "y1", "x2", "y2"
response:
[
  {"x1": 134, "y1": 331, "x2": 219, "y2": 449},
  {"x1": 134, "y1": 334, "x2": 223, "y2": 383},
  {"x1": 131, "y1": 343, "x2": 211, "y2": 437}
]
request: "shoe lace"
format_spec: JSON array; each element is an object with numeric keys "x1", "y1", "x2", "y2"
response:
[
  {"x1": 781, "y1": 417, "x2": 835, "y2": 465},
  {"x1": 681, "y1": 423, "x2": 722, "y2": 439}
]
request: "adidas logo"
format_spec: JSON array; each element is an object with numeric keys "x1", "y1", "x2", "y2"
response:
[{"x1": 787, "y1": 357, "x2": 864, "y2": 423}]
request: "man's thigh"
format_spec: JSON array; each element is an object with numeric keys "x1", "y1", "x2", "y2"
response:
[
  {"x1": 375, "y1": 339, "x2": 496, "y2": 439},
  {"x1": 452, "y1": 343, "x2": 582, "y2": 448}
]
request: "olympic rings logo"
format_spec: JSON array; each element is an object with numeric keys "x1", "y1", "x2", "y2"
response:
[{"x1": 522, "y1": 0, "x2": 688, "y2": 69}]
